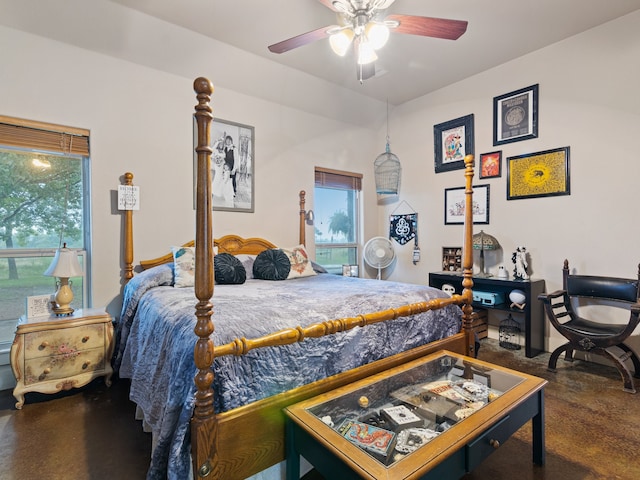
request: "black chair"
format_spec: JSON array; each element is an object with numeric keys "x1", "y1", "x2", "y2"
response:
[{"x1": 538, "y1": 259, "x2": 640, "y2": 393}]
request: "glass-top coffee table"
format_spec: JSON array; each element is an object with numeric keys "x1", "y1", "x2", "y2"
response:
[{"x1": 285, "y1": 350, "x2": 546, "y2": 479}]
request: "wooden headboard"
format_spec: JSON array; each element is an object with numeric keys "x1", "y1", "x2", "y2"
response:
[
  {"x1": 122, "y1": 186, "x2": 307, "y2": 280},
  {"x1": 137, "y1": 235, "x2": 277, "y2": 271}
]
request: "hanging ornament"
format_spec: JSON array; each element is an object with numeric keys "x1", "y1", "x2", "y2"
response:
[{"x1": 375, "y1": 100, "x2": 401, "y2": 195}]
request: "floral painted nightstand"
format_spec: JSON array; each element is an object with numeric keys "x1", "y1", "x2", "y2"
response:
[{"x1": 10, "y1": 308, "x2": 114, "y2": 409}]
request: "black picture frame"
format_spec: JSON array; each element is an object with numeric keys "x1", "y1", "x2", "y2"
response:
[
  {"x1": 479, "y1": 151, "x2": 502, "y2": 179},
  {"x1": 193, "y1": 117, "x2": 255, "y2": 212},
  {"x1": 493, "y1": 84, "x2": 539, "y2": 146},
  {"x1": 444, "y1": 184, "x2": 490, "y2": 225},
  {"x1": 434, "y1": 114, "x2": 474, "y2": 173},
  {"x1": 506, "y1": 146, "x2": 570, "y2": 200}
]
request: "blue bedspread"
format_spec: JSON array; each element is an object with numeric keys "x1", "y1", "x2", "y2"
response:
[{"x1": 114, "y1": 264, "x2": 461, "y2": 479}]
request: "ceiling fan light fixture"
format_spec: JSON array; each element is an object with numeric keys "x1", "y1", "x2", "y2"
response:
[
  {"x1": 356, "y1": 38, "x2": 378, "y2": 65},
  {"x1": 366, "y1": 22, "x2": 390, "y2": 50},
  {"x1": 329, "y1": 29, "x2": 354, "y2": 56}
]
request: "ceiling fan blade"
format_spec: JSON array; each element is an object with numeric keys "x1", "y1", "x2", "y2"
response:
[
  {"x1": 372, "y1": 0, "x2": 397, "y2": 9},
  {"x1": 316, "y1": 0, "x2": 340, "y2": 12},
  {"x1": 386, "y1": 14, "x2": 468, "y2": 40},
  {"x1": 268, "y1": 25, "x2": 336, "y2": 54}
]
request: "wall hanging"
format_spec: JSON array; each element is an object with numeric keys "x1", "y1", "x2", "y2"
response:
[{"x1": 389, "y1": 200, "x2": 420, "y2": 264}]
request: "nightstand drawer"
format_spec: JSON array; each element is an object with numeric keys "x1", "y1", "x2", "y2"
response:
[
  {"x1": 23, "y1": 323, "x2": 105, "y2": 360},
  {"x1": 24, "y1": 347, "x2": 105, "y2": 385}
]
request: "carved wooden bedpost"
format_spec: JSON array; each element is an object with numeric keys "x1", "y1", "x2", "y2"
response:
[
  {"x1": 299, "y1": 190, "x2": 307, "y2": 246},
  {"x1": 461, "y1": 154, "x2": 476, "y2": 356},
  {"x1": 122, "y1": 172, "x2": 134, "y2": 284},
  {"x1": 191, "y1": 77, "x2": 218, "y2": 478}
]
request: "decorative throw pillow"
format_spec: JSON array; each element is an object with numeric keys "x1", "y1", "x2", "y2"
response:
[
  {"x1": 311, "y1": 260, "x2": 328, "y2": 274},
  {"x1": 282, "y1": 244, "x2": 317, "y2": 279},
  {"x1": 214, "y1": 253, "x2": 246, "y2": 285},
  {"x1": 172, "y1": 246, "x2": 195, "y2": 287},
  {"x1": 235, "y1": 254, "x2": 256, "y2": 279},
  {"x1": 253, "y1": 249, "x2": 291, "y2": 281}
]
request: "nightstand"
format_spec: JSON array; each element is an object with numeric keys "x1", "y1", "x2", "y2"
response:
[{"x1": 10, "y1": 308, "x2": 114, "y2": 409}]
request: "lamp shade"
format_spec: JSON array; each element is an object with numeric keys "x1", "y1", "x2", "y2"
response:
[
  {"x1": 356, "y1": 38, "x2": 378, "y2": 65},
  {"x1": 44, "y1": 245, "x2": 83, "y2": 278},
  {"x1": 365, "y1": 22, "x2": 390, "y2": 50},
  {"x1": 472, "y1": 231, "x2": 500, "y2": 277},
  {"x1": 329, "y1": 29, "x2": 354, "y2": 56},
  {"x1": 472, "y1": 230, "x2": 500, "y2": 251}
]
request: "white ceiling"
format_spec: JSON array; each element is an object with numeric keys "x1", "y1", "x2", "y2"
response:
[{"x1": 111, "y1": 0, "x2": 640, "y2": 105}]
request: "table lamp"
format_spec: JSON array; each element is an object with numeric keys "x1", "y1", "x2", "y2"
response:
[
  {"x1": 472, "y1": 230, "x2": 500, "y2": 277},
  {"x1": 44, "y1": 243, "x2": 83, "y2": 316}
]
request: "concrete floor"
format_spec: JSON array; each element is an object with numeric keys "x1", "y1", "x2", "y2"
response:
[
  {"x1": 0, "y1": 378, "x2": 151, "y2": 480},
  {"x1": 1, "y1": 339, "x2": 639, "y2": 479}
]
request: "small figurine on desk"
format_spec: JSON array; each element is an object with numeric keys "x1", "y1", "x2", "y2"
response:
[{"x1": 512, "y1": 246, "x2": 529, "y2": 280}]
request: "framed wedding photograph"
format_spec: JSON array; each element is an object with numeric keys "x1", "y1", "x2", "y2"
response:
[
  {"x1": 493, "y1": 84, "x2": 538, "y2": 146},
  {"x1": 479, "y1": 151, "x2": 502, "y2": 179},
  {"x1": 444, "y1": 184, "x2": 490, "y2": 225},
  {"x1": 193, "y1": 117, "x2": 255, "y2": 212},
  {"x1": 506, "y1": 146, "x2": 570, "y2": 200},
  {"x1": 434, "y1": 114, "x2": 474, "y2": 173}
]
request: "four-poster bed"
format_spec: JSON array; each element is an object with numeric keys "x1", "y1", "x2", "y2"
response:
[{"x1": 115, "y1": 77, "x2": 476, "y2": 480}]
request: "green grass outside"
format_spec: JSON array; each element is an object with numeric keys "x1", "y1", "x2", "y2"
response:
[
  {"x1": 0, "y1": 257, "x2": 83, "y2": 322},
  {"x1": 316, "y1": 247, "x2": 357, "y2": 275}
]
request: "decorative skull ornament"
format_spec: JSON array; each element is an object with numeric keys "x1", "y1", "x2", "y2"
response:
[{"x1": 442, "y1": 284, "x2": 456, "y2": 296}]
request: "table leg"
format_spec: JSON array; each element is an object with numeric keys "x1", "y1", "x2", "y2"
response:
[
  {"x1": 286, "y1": 419, "x2": 301, "y2": 480},
  {"x1": 531, "y1": 389, "x2": 545, "y2": 466}
]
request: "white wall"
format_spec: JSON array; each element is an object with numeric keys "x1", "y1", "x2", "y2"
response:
[
  {"x1": 381, "y1": 10, "x2": 640, "y2": 352},
  {"x1": 0, "y1": 24, "x2": 381, "y2": 319},
  {"x1": 2, "y1": 5, "x2": 639, "y2": 355}
]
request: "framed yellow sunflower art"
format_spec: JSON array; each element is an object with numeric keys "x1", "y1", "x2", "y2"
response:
[{"x1": 506, "y1": 147, "x2": 570, "y2": 200}]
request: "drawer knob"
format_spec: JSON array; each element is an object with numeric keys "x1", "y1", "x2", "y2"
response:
[
  {"x1": 82, "y1": 336, "x2": 90, "y2": 343},
  {"x1": 39, "y1": 341, "x2": 49, "y2": 350},
  {"x1": 489, "y1": 439, "x2": 500, "y2": 449},
  {"x1": 43, "y1": 368, "x2": 51, "y2": 374},
  {"x1": 82, "y1": 361, "x2": 91, "y2": 369}
]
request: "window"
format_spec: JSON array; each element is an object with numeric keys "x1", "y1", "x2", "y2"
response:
[
  {"x1": 0, "y1": 117, "x2": 91, "y2": 334},
  {"x1": 314, "y1": 167, "x2": 362, "y2": 275}
]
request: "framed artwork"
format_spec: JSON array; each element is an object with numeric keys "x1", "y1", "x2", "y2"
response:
[
  {"x1": 434, "y1": 114, "x2": 474, "y2": 173},
  {"x1": 444, "y1": 184, "x2": 490, "y2": 225},
  {"x1": 193, "y1": 117, "x2": 255, "y2": 212},
  {"x1": 493, "y1": 84, "x2": 539, "y2": 146},
  {"x1": 506, "y1": 147, "x2": 570, "y2": 200},
  {"x1": 479, "y1": 151, "x2": 502, "y2": 179},
  {"x1": 342, "y1": 265, "x2": 359, "y2": 277}
]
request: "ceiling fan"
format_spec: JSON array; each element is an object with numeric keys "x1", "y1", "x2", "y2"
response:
[{"x1": 268, "y1": 0, "x2": 468, "y2": 82}]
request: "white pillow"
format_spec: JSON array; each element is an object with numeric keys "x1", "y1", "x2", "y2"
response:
[
  {"x1": 172, "y1": 246, "x2": 195, "y2": 287},
  {"x1": 235, "y1": 254, "x2": 256, "y2": 279},
  {"x1": 281, "y1": 245, "x2": 316, "y2": 279}
]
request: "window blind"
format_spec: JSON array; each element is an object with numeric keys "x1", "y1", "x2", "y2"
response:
[
  {"x1": 0, "y1": 115, "x2": 89, "y2": 156},
  {"x1": 314, "y1": 167, "x2": 362, "y2": 191}
]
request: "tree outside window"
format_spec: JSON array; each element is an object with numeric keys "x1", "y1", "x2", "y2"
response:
[{"x1": 0, "y1": 149, "x2": 87, "y2": 322}]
